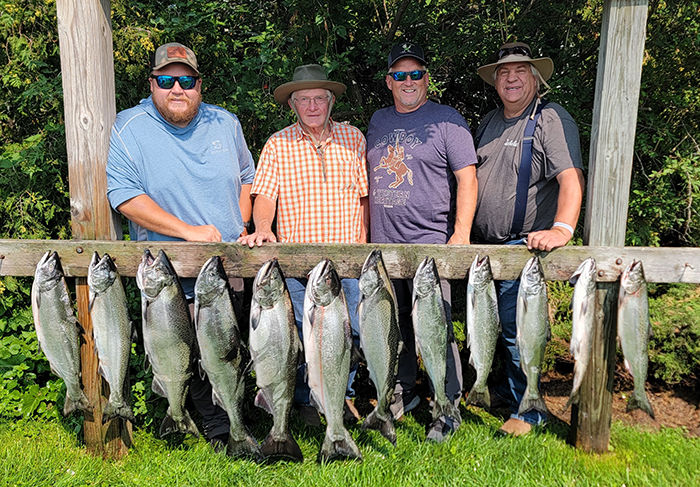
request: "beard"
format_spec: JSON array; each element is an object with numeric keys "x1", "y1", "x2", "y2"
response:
[{"x1": 153, "y1": 92, "x2": 202, "y2": 126}]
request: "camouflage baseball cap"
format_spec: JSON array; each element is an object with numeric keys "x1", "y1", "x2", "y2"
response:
[{"x1": 151, "y1": 42, "x2": 199, "y2": 74}]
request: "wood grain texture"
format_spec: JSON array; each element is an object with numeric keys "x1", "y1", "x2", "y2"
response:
[
  {"x1": 1, "y1": 240, "x2": 698, "y2": 282},
  {"x1": 57, "y1": 0, "x2": 128, "y2": 458}
]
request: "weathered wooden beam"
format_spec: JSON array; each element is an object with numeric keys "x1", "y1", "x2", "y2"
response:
[
  {"x1": 576, "y1": 0, "x2": 649, "y2": 454},
  {"x1": 1, "y1": 240, "x2": 698, "y2": 282},
  {"x1": 56, "y1": 0, "x2": 130, "y2": 458}
]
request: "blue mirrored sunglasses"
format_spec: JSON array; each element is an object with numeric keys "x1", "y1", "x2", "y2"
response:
[
  {"x1": 151, "y1": 75, "x2": 199, "y2": 90},
  {"x1": 388, "y1": 70, "x2": 426, "y2": 82}
]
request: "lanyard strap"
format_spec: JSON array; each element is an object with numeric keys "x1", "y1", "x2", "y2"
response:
[{"x1": 510, "y1": 98, "x2": 548, "y2": 237}]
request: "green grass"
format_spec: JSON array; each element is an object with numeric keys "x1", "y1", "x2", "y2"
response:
[{"x1": 1, "y1": 409, "x2": 699, "y2": 487}]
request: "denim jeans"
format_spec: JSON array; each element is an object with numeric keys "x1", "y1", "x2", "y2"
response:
[
  {"x1": 492, "y1": 239, "x2": 547, "y2": 425},
  {"x1": 287, "y1": 277, "x2": 360, "y2": 405}
]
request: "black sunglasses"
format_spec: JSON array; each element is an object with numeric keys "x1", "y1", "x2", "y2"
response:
[
  {"x1": 498, "y1": 46, "x2": 531, "y2": 60},
  {"x1": 151, "y1": 75, "x2": 199, "y2": 90},
  {"x1": 388, "y1": 70, "x2": 427, "y2": 82}
]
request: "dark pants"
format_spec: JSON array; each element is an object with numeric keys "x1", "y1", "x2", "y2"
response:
[{"x1": 393, "y1": 279, "x2": 463, "y2": 403}]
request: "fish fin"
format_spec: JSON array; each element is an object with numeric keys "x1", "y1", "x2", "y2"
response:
[
  {"x1": 317, "y1": 427, "x2": 362, "y2": 464},
  {"x1": 97, "y1": 362, "x2": 107, "y2": 381},
  {"x1": 130, "y1": 322, "x2": 138, "y2": 343},
  {"x1": 212, "y1": 389, "x2": 225, "y2": 410},
  {"x1": 102, "y1": 400, "x2": 136, "y2": 425},
  {"x1": 627, "y1": 391, "x2": 655, "y2": 419},
  {"x1": 151, "y1": 376, "x2": 167, "y2": 398},
  {"x1": 260, "y1": 431, "x2": 304, "y2": 463},
  {"x1": 197, "y1": 360, "x2": 206, "y2": 380},
  {"x1": 159, "y1": 408, "x2": 200, "y2": 438},
  {"x1": 562, "y1": 391, "x2": 578, "y2": 413},
  {"x1": 309, "y1": 391, "x2": 325, "y2": 416},
  {"x1": 63, "y1": 389, "x2": 91, "y2": 416},
  {"x1": 222, "y1": 345, "x2": 240, "y2": 363},
  {"x1": 517, "y1": 394, "x2": 549, "y2": 416},
  {"x1": 88, "y1": 291, "x2": 97, "y2": 312},
  {"x1": 193, "y1": 301, "x2": 201, "y2": 329},
  {"x1": 362, "y1": 409, "x2": 397, "y2": 446},
  {"x1": 254, "y1": 389, "x2": 274, "y2": 415},
  {"x1": 250, "y1": 305, "x2": 261, "y2": 331},
  {"x1": 464, "y1": 385, "x2": 490, "y2": 409},
  {"x1": 227, "y1": 433, "x2": 263, "y2": 462}
]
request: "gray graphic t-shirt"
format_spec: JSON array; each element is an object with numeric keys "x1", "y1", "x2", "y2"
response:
[
  {"x1": 366, "y1": 101, "x2": 477, "y2": 244},
  {"x1": 472, "y1": 99, "x2": 583, "y2": 243}
]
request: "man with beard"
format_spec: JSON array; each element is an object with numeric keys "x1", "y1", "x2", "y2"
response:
[{"x1": 107, "y1": 42, "x2": 256, "y2": 451}]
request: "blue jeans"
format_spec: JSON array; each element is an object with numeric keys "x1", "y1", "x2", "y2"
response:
[
  {"x1": 493, "y1": 239, "x2": 547, "y2": 425},
  {"x1": 287, "y1": 277, "x2": 360, "y2": 405}
]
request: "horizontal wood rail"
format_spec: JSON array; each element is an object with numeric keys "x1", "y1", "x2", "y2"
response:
[{"x1": 1, "y1": 240, "x2": 698, "y2": 283}]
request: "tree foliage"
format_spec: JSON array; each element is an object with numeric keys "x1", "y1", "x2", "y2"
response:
[{"x1": 0, "y1": 0, "x2": 699, "y2": 423}]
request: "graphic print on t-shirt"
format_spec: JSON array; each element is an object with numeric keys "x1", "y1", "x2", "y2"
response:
[{"x1": 373, "y1": 138, "x2": 414, "y2": 189}]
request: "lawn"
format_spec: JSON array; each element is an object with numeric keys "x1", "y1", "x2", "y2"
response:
[{"x1": 1, "y1": 407, "x2": 698, "y2": 487}]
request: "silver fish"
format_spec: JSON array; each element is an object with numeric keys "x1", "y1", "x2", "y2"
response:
[
  {"x1": 87, "y1": 252, "x2": 135, "y2": 424},
  {"x1": 137, "y1": 249, "x2": 199, "y2": 438},
  {"x1": 515, "y1": 256, "x2": 550, "y2": 416},
  {"x1": 618, "y1": 260, "x2": 655, "y2": 419},
  {"x1": 465, "y1": 254, "x2": 500, "y2": 409},
  {"x1": 31, "y1": 251, "x2": 90, "y2": 416},
  {"x1": 358, "y1": 249, "x2": 401, "y2": 446},
  {"x1": 250, "y1": 259, "x2": 303, "y2": 462},
  {"x1": 195, "y1": 256, "x2": 261, "y2": 460},
  {"x1": 412, "y1": 257, "x2": 461, "y2": 424},
  {"x1": 303, "y1": 259, "x2": 362, "y2": 463},
  {"x1": 564, "y1": 257, "x2": 597, "y2": 412}
]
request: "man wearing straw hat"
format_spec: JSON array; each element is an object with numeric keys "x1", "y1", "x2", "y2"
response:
[
  {"x1": 239, "y1": 64, "x2": 368, "y2": 426},
  {"x1": 472, "y1": 42, "x2": 585, "y2": 436}
]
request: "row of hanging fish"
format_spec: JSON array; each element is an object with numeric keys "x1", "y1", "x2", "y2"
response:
[{"x1": 30, "y1": 248, "x2": 654, "y2": 462}]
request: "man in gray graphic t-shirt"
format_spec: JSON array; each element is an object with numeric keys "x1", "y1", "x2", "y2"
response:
[{"x1": 473, "y1": 41, "x2": 585, "y2": 436}]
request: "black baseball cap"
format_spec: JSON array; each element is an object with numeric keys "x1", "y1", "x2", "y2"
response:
[{"x1": 388, "y1": 42, "x2": 427, "y2": 69}]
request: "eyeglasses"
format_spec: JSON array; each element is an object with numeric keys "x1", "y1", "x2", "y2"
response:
[
  {"x1": 388, "y1": 70, "x2": 427, "y2": 82},
  {"x1": 498, "y1": 46, "x2": 531, "y2": 60},
  {"x1": 293, "y1": 95, "x2": 330, "y2": 107},
  {"x1": 150, "y1": 75, "x2": 199, "y2": 90}
]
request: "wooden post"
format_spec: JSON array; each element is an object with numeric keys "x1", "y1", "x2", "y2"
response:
[
  {"x1": 573, "y1": 0, "x2": 649, "y2": 452},
  {"x1": 56, "y1": 0, "x2": 131, "y2": 458}
]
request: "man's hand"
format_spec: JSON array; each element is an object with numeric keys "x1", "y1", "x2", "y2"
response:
[
  {"x1": 237, "y1": 230, "x2": 277, "y2": 248},
  {"x1": 183, "y1": 224, "x2": 222, "y2": 242},
  {"x1": 447, "y1": 232, "x2": 470, "y2": 245},
  {"x1": 526, "y1": 226, "x2": 571, "y2": 252}
]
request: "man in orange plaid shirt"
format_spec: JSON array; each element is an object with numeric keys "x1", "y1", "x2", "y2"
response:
[{"x1": 239, "y1": 64, "x2": 368, "y2": 426}]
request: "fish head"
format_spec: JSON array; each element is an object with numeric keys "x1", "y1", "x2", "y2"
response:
[
  {"x1": 137, "y1": 249, "x2": 178, "y2": 299},
  {"x1": 520, "y1": 256, "x2": 546, "y2": 295},
  {"x1": 620, "y1": 260, "x2": 646, "y2": 294},
  {"x1": 469, "y1": 254, "x2": 493, "y2": 290},
  {"x1": 194, "y1": 256, "x2": 228, "y2": 306},
  {"x1": 253, "y1": 258, "x2": 286, "y2": 308},
  {"x1": 359, "y1": 249, "x2": 384, "y2": 297},
  {"x1": 87, "y1": 252, "x2": 118, "y2": 294},
  {"x1": 34, "y1": 251, "x2": 64, "y2": 292},
  {"x1": 569, "y1": 257, "x2": 596, "y2": 291},
  {"x1": 308, "y1": 259, "x2": 341, "y2": 307},
  {"x1": 413, "y1": 257, "x2": 440, "y2": 298}
]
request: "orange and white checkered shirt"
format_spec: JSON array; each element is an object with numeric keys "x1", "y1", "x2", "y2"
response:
[{"x1": 251, "y1": 120, "x2": 368, "y2": 243}]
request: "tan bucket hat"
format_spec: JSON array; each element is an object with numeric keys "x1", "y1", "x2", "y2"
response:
[
  {"x1": 274, "y1": 64, "x2": 346, "y2": 103},
  {"x1": 151, "y1": 42, "x2": 199, "y2": 74},
  {"x1": 477, "y1": 42, "x2": 553, "y2": 86}
]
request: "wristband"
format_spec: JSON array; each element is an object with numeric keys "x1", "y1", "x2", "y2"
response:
[{"x1": 552, "y1": 221, "x2": 574, "y2": 235}]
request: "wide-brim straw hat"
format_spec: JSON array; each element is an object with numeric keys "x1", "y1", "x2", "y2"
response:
[
  {"x1": 273, "y1": 64, "x2": 347, "y2": 103},
  {"x1": 477, "y1": 42, "x2": 553, "y2": 86}
]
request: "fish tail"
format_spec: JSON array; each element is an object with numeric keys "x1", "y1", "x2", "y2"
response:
[
  {"x1": 102, "y1": 400, "x2": 136, "y2": 425},
  {"x1": 159, "y1": 408, "x2": 200, "y2": 438},
  {"x1": 435, "y1": 399, "x2": 462, "y2": 424},
  {"x1": 361, "y1": 408, "x2": 397, "y2": 446},
  {"x1": 627, "y1": 391, "x2": 655, "y2": 419},
  {"x1": 227, "y1": 434, "x2": 263, "y2": 462},
  {"x1": 517, "y1": 394, "x2": 549, "y2": 416},
  {"x1": 260, "y1": 431, "x2": 304, "y2": 463},
  {"x1": 464, "y1": 384, "x2": 491, "y2": 409},
  {"x1": 317, "y1": 429, "x2": 362, "y2": 463},
  {"x1": 63, "y1": 390, "x2": 91, "y2": 416}
]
